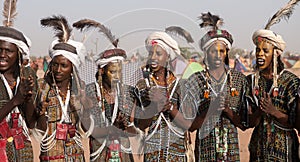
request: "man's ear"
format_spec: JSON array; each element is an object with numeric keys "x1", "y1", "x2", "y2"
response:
[
  {"x1": 99, "y1": 68, "x2": 104, "y2": 75},
  {"x1": 274, "y1": 49, "x2": 282, "y2": 56}
]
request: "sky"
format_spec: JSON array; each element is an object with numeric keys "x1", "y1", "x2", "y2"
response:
[{"x1": 4, "y1": 0, "x2": 300, "y2": 57}]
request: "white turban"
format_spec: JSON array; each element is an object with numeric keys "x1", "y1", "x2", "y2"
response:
[
  {"x1": 200, "y1": 29, "x2": 233, "y2": 51},
  {"x1": 145, "y1": 31, "x2": 181, "y2": 61},
  {"x1": 252, "y1": 29, "x2": 286, "y2": 51},
  {"x1": 0, "y1": 26, "x2": 31, "y2": 59},
  {"x1": 49, "y1": 39, "x2": 87, "y2": 70},
  {"x1": 93, "y1": 48, "x2": 127, "y2": 68}
]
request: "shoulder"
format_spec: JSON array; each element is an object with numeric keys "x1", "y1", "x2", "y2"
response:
[
  {"x1": 281, "y1": 70, "x2": 299, "y2": 80},
  {"x1": 230, "y1": 69, "x2": 247, "y2": 79},
  {"x1": 280, "y1": 70, "x2": 300, "y2": 86},
  {"x1": 186, "y1": 71, "x2": 205, "y2": 82}
]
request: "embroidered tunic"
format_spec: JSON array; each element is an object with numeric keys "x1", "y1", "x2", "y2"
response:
[
  {"x1": 247, "y1": 70, "x2": 300, "y2": 161},
  {"x1": 135, "y1": 71, "x2": 190, "y2": 162},
  {"x1": 37, "y1": 80, "x2": 85, "y2": 162},
  {"x1": 85, "y1": 82, "x2": 134, "y2": 162},
  {"x1": 182, "y1": 69, "x2": 249, "y2": 162},
  {"x1": 0, "y1": 67, "x2": 37, "y2": 162}
]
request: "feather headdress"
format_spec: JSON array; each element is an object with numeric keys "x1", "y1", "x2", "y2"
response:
[
  {"x1": 73, "y1": 19, "x2": 119, "y2": 48},
  {"x1": 198, "y1": 12, "x2": 223, "y2": 30},
  {"x1": 165, "y1": 26, "x2": 194, "y2": 43},
  {"x1": 264, "y1": 0, "x2": 300, "y2": 29},
  {"x1": 41, "y1": 15, "x2": 72, "y2": 43},
  {"x1": 252, "y1": 0, "x2": 299, "y2": 97},
  {"x1": 198, "y1": 12, "x2": 233, "y2": 51},
  {"x1": 2, "y1": 0, "x2": 17, "y2": 27}
]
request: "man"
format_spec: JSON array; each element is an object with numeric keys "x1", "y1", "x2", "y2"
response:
[
  {"x1": 0, "y1": 1, "x2": 37, "y2": 161},
  {"x1": 247, "y1": 29, "x2": 300, "y2": 162},
  {"x1": 183, "y1": 12, "x2": 250, "y2": 161}
]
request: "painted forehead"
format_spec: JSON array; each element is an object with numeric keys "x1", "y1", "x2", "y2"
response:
[{"x1": 254, "y1": 36, "x2": 273, "y2": 46}]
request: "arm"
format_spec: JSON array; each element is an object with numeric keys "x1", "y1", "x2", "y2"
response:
[
  {"x1": 189, "y1": 109, "x2": 207, "y2": 132},
  {"x1": 247, "y1": 105, "x2": 264, "y2": 128},
  {"x1": 222, "y1": 107, "x2": 246, "y2": 130},
  {"x1": 163, "y1": 102, "x2": 192, "y2": 131},
  {"x1": 0, "y1": 76, "x2": 35, "y2": 124}
]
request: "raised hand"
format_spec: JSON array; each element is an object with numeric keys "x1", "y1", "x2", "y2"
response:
[
  {"x1": 259, "y1": 92, "x2": 276, "y2": 115},
  {"x1": 14, "y1": 75, "x2": 34, "y2": 105},
  {"x1": 148, "y1": 87, "x2": 168, "y2": 112}
]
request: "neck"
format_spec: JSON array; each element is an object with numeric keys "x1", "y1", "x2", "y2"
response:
[
  {"x1": 260, "y1": 65, "x2": 273, "y2": 79},
  {"x1": 56, "y1": 79, "x2": 70, "y2": 92},
  {"x1": 208, "y1": 66, "x2": 226, "y2": 80},
  {"x1": 102, "y1": 81, "x2": 113, "y2": 93},
  {"x1": 153, "y1": 68, "x2": 166, "y2": 80}
]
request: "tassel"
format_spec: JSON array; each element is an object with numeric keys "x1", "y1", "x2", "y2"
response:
[
  {"x1": 204, "y1": 89, "x2": 210, "y2": 99},
  {"x1": 230, "y1": 88, "x2": 238, "y2": 97},
  {"x1": 272, "y1": 87, "x2": 279, "y2": 97}
]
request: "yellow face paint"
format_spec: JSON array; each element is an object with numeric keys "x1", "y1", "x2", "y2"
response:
[{"x1": 217, "y1": 42, "x2": 221, "y2": 58}]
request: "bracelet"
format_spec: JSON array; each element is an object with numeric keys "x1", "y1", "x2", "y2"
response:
[{"x1": 127, "y1": 122, "x2": 134, "y2": 127}]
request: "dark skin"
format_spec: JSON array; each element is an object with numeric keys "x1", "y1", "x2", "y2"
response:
[
  {"x1": 37, "y1": 55, "x2": 93, "y2": 132},
  {"x1": 248, "y1": 40, "x2": 292, "y2": 128},
  {"x1": 0, "y1": 40, "x2": 36, "y2": 128},
  {"x1": 84, "y1": 62, "x2": 139, "y2": 138},
  {"x1": 189, "y1": 41, "x2": 244, "y2": 132},
  {"x1": 137, "y1": 44, "x2": 191, "y2": 131}
]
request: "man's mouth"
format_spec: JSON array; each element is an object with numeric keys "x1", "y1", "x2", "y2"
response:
[
  {"x1": 257, "y1": 58, "x2": 265, "y2": 65},
  {"x1": 0, "y1": 59, "x2": 8, "y2": 66},
  {"x1": 214, "y1": 60, "x2": 221, "y2": 64},
  {"x1": 54, "y1": 74, "x2": 63, "y2": 79},
  {"x1": 150, "y1": 61, "x2": 159, "y2": 68}
]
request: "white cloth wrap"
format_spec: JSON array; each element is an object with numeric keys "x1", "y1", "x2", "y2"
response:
[{"x1": 145, "y1": 31, "x2": 181, "y2": 61}]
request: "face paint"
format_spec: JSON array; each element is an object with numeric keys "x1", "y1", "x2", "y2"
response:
[
  {"x1": 255, "y1": 38, "x2": 274, "y2": 70},
  {"x1": 206, "y1": 41, "x2": 227, "y2": 69},
  {"x1": 103, "y1": 62, "x2": 122, "y2": 88},
  {"x1": 147, "y1": 42, "x2": 168, "y2": 72}
]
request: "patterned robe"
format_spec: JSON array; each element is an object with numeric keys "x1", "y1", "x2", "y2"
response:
[
  {"x1": 247, "y1": 70, "x2": 300, "y2": 161},
  {"x1": 37, "y1": 80, "x2": 85, "y2": 162},
  {"x1": 182, "y1": 69, "x2": 250, "y2": 162},
  {"x1": 85, "y1": 82, "x2": 134, "y2": 162},
  {"x1": 0, "y1": 67, "x2": 37, "y2": 162},
  {"x1": 135, "y1": 71, "x2": 191, "y2": 162}
]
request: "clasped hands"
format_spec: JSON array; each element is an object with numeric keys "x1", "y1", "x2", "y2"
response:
[
  {"x1": 143, "y1": 87, "x2": 173, "y2": 114},
  {"x1": 259, "y1": 92, "x2": 277, "y2": 116}
]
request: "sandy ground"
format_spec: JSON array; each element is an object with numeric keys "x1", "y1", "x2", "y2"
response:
[{"x1": 31, "y1": 128, "x2": 254, "y2": 162}]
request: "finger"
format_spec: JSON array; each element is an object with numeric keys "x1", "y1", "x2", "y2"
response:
[
  {"x1": 266, "y1": 93, "x2": 271, "y2": 101},
  {"x1": 260, "y1": 105, "x2": 266, "y2": 112},
  {"x1": 262, "y1": 92, "x2": 266, "y2": 99}
]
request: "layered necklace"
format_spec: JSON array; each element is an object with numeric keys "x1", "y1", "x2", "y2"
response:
[{"x1": 203, "y1": 68, "x2": 238, "y2": 99}]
